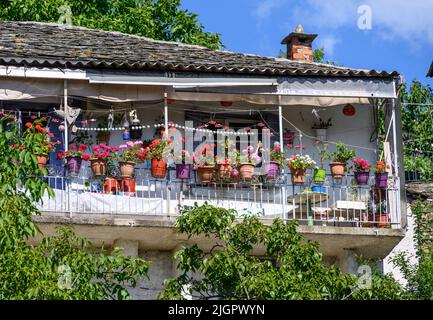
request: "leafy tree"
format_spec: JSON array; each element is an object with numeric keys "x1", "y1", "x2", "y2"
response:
[
  {"x1": 159, "y1": 203, "x2": 406, "y2": 300},
  {"x1": 0, "y1": 0, "x2": 222, "y2": 49},
  {"x1": 0, "y1": 115, "x2": 149, "y2": 299},
  {"x1": 390, "y1": 201, "x2": 433, "y2": 299}
]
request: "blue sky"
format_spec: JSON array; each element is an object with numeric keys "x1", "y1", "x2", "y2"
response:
[{"x1": 182, "y1": 0, "x2": 433, "y2": 87}]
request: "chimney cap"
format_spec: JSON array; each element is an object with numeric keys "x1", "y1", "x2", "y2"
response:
[{"x1": 281, "y1": 24, "x2": 318, "y2": 45}]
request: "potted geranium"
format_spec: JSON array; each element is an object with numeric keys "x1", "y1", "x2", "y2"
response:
[
  {"x1": 57, "y1": 144, "x2": 90, "y2": 175},
  {"x1": 374, "y1": 160, "x2": 390, "y2": 189},
  {"x1": 175, "y1": 150, "x2": 192, "y2": 180},
  {"x1": 117, "y1": 141, "x2": 147, "y2": 178},
  {"x1": 24, "y1": 119, "x2": 61, "y2": 169},
  {"x1": 90, "y1": 143, "x2": 114, "y2": 176},
  {"x1": 149, "y1": 138, "x2": 172, "y2": 178},
  {"x1": 287, "y1": 154, "x2": 316, "y2": 185},
  {"x1": 194, "y1": 144, "x2": 216, "y2": 183},
  {"x1": 215, "y1": 139, "x2": 238, "y2": 182},
  {"x1": 239, "y1": 145, "x2": 261, "y2": 181},
  {"x1": 266, "y1": 143, "x2": 284, "y2": 179},
  {"x1": 352, "y1": 158, "x2": 372, "y2": 185},
  {"x1": 326, "y1": 143, "x2": 355, "y2": 179}
]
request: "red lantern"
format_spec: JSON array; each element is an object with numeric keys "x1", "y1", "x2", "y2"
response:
[
  {"x1": 343, "y1": 104, "x2": 356, "y2": 116},
  {"x1": 167, "y1": 98, "x2": 175, "y2": 105},
  {"x1": 220, "y1": 101, "x2": 233, "y2": 107}
]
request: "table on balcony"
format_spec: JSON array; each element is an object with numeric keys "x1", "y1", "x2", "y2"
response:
[{"x1": 287, "y1": 191, "x2": 329, "y2": 226}]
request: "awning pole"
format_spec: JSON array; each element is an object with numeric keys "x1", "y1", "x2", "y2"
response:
[
  {"x1": 278, "y1": 96, "x2": 287, "y2": 221},
  {"x1": 391, "y1": 98, "x2": 401, "y2": 229},
  {"x1": 63, "y1": 79, "x2": 69, "y2": 151}
]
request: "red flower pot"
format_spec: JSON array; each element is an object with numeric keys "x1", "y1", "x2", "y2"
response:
[{"x1": 151, "y1": 158, "x2": 167, "y2": 178}]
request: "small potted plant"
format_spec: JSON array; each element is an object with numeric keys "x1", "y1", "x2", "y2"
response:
[
  {"x1": 90, "y1": 143, "x2": 114, "y2": 176},
  {"x1": 352, "y1": 158, "x2": 372, "y2": 185},
  {"x1": 266, "y1": 143, "x2": 284, "y2": 179},
  {"x1": 149, "y1": 138, "x2": 172, "y2": 179},
  {"x1": 313, "y1": 143, "x2": 328, "y2": 183},
  {"x1": 312, "y1": 117, "x2": 331, "y2": 142},
  {"x1": 118, "y1": 141, "x2": 147, "y2": 178},
  {"x1": 194, "y1": 144, "x2": 216, "y2": 183},
  {"x1": 175, "y1": 150, "x2": 192, "y2": 180},
  {"x1": 24, "y1": 119, "x2": 60, "y2": 169},
  {"x1": 283, "y1": 129, "x2": 295, "y2": 148},
  {"x1": 374, "y1": 160, "x2": 390, "y2": 189},
  {"x1": 57, "y1": 144, "x2": 90, "y2": 176},
  {"x1": 326, "y1": 143, "x2": 356, "y2": 179},
  {"x1": 239, "y1": 145, "x2": 261, "y2": 181},
  {"x1": 216, "y1": 139, "x2": 238, "y2": 182},
  {"x1": 287, "y1": 154, "x2": 316, "y2": 185}
]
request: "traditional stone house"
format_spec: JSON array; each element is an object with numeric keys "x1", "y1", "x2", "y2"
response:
[{"x1": 0, "y1": 21, "x2": 407, "y2": 298}]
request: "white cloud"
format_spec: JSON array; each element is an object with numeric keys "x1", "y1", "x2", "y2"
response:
[
  {"x1": 317, "y1": 35, "x2": 339, "y2": 58},
  {"x1": 252, "y1": 0, "x2": 433, "y2": 47}
]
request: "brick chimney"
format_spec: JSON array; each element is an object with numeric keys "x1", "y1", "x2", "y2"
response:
[{"x1": 281, "y1": 24, "x2": 317, "y2": 62}]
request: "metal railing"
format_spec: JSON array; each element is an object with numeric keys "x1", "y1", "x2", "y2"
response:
[{"x1": 37, "y1": 165, "x2": 401, "y2": 229}]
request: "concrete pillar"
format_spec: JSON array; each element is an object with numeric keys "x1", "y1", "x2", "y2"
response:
[
  {"x1": 113, "y1": 239, "x2": 139, "y2": 259},
  {"x1": 337, "y1": 249, "x2": 359, "y2": 275}
]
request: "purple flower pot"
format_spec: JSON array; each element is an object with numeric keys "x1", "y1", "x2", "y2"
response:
[
  {"x1": 375, "y1": 172, "x2": 388, "y2": 189},
  {"x1": 354, "y1": 171, "x2": 370, "y2": 185},
  {"x1": 266, "y1": 161, "x2": 280, "y2": 178},
  {"x1": 66, "y1": 156, "x2": 82, "y2": 176},
  {"x1": 176, "y1": 164, "x2": 191, "y2": 179}
]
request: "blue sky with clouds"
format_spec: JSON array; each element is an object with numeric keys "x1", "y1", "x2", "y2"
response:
[{"x1": 182, "y1": 0, "x2": 433, "y2": 86}]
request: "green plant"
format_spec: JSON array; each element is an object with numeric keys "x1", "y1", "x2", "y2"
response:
[
  {"x1": 287, "y1": 154, "x2": 316, "y2": 170},
  {"x1": 23, "y1": 119, "x2": 60, "y2": 155},
  {"x1": 326, "y1": 143, "x2": 356, "y2": 164},
  {"x1": 270, "y1": 144, "x2": 285, "y2": 166},
  {"x1": 149, "y1": 138, "x2": 172, "y2": 160}
]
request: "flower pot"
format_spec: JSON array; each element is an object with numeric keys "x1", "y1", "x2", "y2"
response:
[
  {"x1": 120, "y1": 178, "x2": 136, "y2": 196},
  {"x1": 265, "y1": 161, "x2": 280, "y2": 179},
  {"x1": 311, "y1": 185, "x2": 326, "y2": 193},
  {"x1": 375, "y1": 172, "x2": 388, "y2": 189},
  {"x1": 315, "y1": 128, "x2": 327, "y2": 142},
  {"x1": 151, "y1": 158, "x2": 167, "y2": 179},
  {"x1": 239, "y1": 163, "x2": 255, "y2": 181},
  {"x1": 367, "y1": 214, "x2": 390, "y2": 228},
  {"x1": 176, "y1": 164, "x2": 192, "y2": 179},
  {"x1": 66, "y1": 156, "x2": 82, "y2": 176},
  {"x1": 90, "y1": 158, "x2": 107, "y2": 176},
  {"x1": 217, "y1": 163, "x2": 232, "y2": 180},
  {"x1": 313, "y1": 168, "x2": 326, "y2": 182},
  {"x1": 330, "y1": 162, "x2": 346, "y2": 179},
  {"x1": 119, "y1": 161, "x2": 136, "y2": 178},
  {"x1": 354, "y1": 171, "x2": 370, "y2": 185},
  {"x1": 197, "y1": 166, "x2": 214, "y2": 183},
  {"x1": 104, "y1": 177, "x2": 118, "y2": 194},
  {"x1": 36, "y1": 154, "x2": 49, "y2": 169},
  {"x1": 291, "y1": 168, "x2": 306, "y2": 185}
]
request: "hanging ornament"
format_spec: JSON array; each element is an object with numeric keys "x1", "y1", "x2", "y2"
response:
[
  {"x1": 220, "y1": 101, "x2": 233, "y2": 107},
  {"x1": 123, "y1": 129, "x2": 130, "y2": 140},
  {"x1": 129, "y1": 110, "x2": 142, "y2": 140},
  {"x1": 58, "y1": 124, "x2": 65, "y2": 132},
  {"x1": 343, "y1": 104, "x2": 356, "y2": 116},
  {"x1": 71, "y1": 125, "x2": 78, "y2": 133}
]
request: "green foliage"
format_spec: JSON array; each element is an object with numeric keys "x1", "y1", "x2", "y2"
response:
[
  {"x1": 0, "y1": 116, "x2": 149, "y2": 299},
  {"x1": 159, "y1": 203, "x2": 405, "y2": 300},
  {"x1": 325, "y1": 143, "x2": 356, "y2": 164},
  {"x1": 0, "y1": 0, "x2": 222, "y2": 49},
  {"x1": 313, "y1": 48, "x2": 324, "y2": 63},
  {"x1": 391, "y1": 201, "x2": 433, "y2": 299}
]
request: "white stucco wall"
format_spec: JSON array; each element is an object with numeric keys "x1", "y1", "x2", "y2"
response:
[{"x1": 383, "y1": 205, "x2": 417, "y2": 286}]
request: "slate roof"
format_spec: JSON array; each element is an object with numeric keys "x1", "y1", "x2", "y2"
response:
[{"x1": 0, "y1": 21, "x2": 399, "y2": 78}]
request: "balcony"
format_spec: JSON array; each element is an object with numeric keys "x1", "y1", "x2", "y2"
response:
[{"x1": 37, "y1": 165, "x2": 401, "y2": 230}]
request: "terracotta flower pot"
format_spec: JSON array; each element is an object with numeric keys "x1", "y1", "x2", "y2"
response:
[
  {"x1": 354, "y1": 171, "x2": 370, "y2": 185},
  {"x1": 239, "y1": 163, "x2": 255, "y2": 181},
  {"x1": 151, "y1": 158, "x2": 167, "y2": 178},
  {"x1": 66, "y1": 156, "x2": 82, "y2": 176},
  {"x1": 119, "y1": 161, "x2": 135, "y2": 178},
  {"x1": 367, "y1": 214, "x2": 390, "y2": 228},
  {"x1": 291, "y1": 168, "x2": 306, "y2": 185},
  {"x1": 330, "y1": 162, "x2": 346, "y2": 179},
  {"x1": 104, "y1": 177, "x2": 118, "y2": 194},
  {"x1": 90, "y1": 158, "x2": 107, "y2": 176},
  {"x1": 197, "y1": 166, "x2": 214, "y2": 183},
  {"x1": 120, "y1": 178, "x2": 136, "y2": 195},
  {"x1": 218, "y1": 163, "x2": 232, "y2": 180},
  {"x1": 36, "y1": 154, "x2": 49, "y2": 169}
]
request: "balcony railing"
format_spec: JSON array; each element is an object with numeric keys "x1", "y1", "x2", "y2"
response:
[{"x1": 36, "y1": 165, "x2": 401, "y2": 229}]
